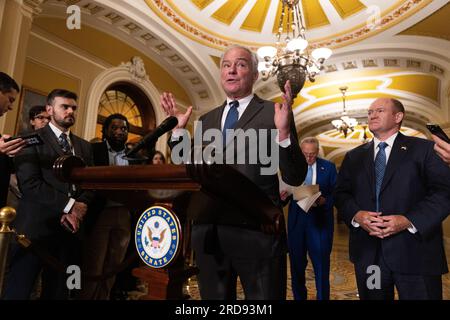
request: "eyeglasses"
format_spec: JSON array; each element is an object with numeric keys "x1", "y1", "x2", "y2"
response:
[{"x1": 34, "y1": 115, "x2": 51, "y2": 121}]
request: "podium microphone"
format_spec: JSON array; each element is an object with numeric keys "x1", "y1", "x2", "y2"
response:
[{"x1": 125, "y1": 116, "x2": 178, "y2": 157}]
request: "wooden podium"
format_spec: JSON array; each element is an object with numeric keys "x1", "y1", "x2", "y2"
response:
[{"x1": 54, "y1": 156, "x2": 284, "y2": 299}]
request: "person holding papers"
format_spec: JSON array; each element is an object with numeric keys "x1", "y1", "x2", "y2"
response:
[{"x1": 281, "y1": 137, "x2": 337, "y2": 300}]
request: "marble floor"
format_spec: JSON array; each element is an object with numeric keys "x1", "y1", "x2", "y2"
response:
[{"x1": 130, "y1": 220, "x2": 450, "y2": 300}]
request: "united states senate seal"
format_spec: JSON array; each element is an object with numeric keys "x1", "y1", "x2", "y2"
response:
[{"x1": 135, "y1": 205, "x2": 181, "y2": 268}]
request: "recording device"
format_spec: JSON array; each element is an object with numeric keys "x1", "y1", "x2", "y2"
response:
[
  {"x1": 426, "y1": 123, "x2": 450, "y2": 143},
  {"x1": 125, "y1": 116, "x2": 178, "y2": 157},
  {"x1": 3, "y1": 133, "x2": 44, "y2": 148}
]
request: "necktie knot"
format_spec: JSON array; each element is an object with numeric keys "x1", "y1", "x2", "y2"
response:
[
  {"x1": 229, "y1": 100, "x2": 239, "y2": 109},
  {"x1": 378, "y1": 142, "x2": 388, "y2": 151}
]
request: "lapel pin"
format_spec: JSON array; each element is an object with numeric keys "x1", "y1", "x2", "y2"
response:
[{"x1": 401, "y1": 146, "x2": 407, "y2": 151}]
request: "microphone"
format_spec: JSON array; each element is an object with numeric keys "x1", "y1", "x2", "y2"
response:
[{"x1": 125, "y1": 116, "x2": 178, "y2": 158}]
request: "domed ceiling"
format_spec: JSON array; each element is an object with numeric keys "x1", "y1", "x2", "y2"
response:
[{"x1": 144, "y1": 0, "x2": 433, "y2": 49}]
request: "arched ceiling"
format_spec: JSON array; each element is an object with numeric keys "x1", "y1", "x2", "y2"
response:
[
  {"x1": 145, "y1": 0, "x2": 435, "y2": 49},
  {"x1": 37, "y1": 0, "x2": 450, "y2": 162}
]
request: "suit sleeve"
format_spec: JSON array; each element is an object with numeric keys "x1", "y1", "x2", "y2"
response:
[
  {"x1": 325, "y1": 162, "x2": 338, "y2": 212},
  {"x1": 279, "y1": 111, "x2": 307, "y2": 186},
  {"x1": 405, "y1": 143, "x2": 450, "y2": 238},
  {"x1": 75, "y1": 141, "x2": 95, "y2": 205},
  {"x1": 333, "y1": 152, "x2": 361, "y2": 228},
  {"x1": 14, "y1": 146, "x2": 71, "y2": 214}
]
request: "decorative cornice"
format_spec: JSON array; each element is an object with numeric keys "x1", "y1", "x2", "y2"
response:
[
  {"x1": 23, "y1": 0, "x2": 45, "y2": 17},
  {"x1": 120, "y1": 56, "x2": 149, "y2": 83},
  {"x1": 145, "y1": 0, "x2": 432, "y2": 50}
]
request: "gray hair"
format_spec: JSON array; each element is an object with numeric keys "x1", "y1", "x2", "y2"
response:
[
  {"x1": 220, "y1": 45, "x2": 259, "y2": 77},
  {"x1": 300, "y1": 137, "x2": 320, "y2": 149}
]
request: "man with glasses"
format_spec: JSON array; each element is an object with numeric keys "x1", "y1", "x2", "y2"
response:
[
  {"x1": 281, "y1": 137, "x2": 337, "y2": 300},
  {"x1": 29, "y1": 105, "x2": 51, "y2": 130}
]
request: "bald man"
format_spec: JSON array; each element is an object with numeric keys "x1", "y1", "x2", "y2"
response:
[{"x1": 334, "y1": 98, "x2": 450, "y2": 300}]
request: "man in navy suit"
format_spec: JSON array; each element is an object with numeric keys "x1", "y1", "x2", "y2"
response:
[
  {"x1": 281, "y1": 137, "x2": 337, "y2": 300},
  {"x1": 335, "y1": 98, "x2": 450, "y2": 300}
]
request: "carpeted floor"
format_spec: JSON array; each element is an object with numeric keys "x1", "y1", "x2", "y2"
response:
[{"x1": 129, "y1": 219, "x2": 450, "y2": 300}]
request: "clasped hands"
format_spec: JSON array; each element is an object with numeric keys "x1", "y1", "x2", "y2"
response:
[
  {"x1": 60, "y1": 201, "x2": 87, "y2": 233},
  {"x1": 354, "y1": 210, "x2": 412, "y2": 238}
]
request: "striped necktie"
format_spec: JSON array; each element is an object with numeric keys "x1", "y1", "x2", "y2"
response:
[{"x1": 375, "y1": 142, "x2": 387, "y2": 212}]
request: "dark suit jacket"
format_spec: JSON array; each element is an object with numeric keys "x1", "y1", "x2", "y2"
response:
[
  {"x1": 334, "y1": 132, "x2": 450, "y2": 275},
  {"x1": 180, "y1": 95, "x2": 307, "y2": 258},
  {"x1": 186, "y1": 95, "x2": 305, "y2": 221},
  {"x1": 0, "y1": 154, "x2": 12, "y2": 207},
  {"x1": 13, "y1": 125, "x2": 94, "y2": 240},
  {"x1": 84, "y1": 140, "x2": 147, "y2": 230},
  {"x1": 292, "y1": 157, "x2": 337, "y2": 216}
]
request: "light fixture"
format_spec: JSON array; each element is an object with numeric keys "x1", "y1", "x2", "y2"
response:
[
  {"x1": 256, "y1": 0, "x2": 332, "y2": 97},
  {"x1": 331, "y1": 86, "x2": 358, "y2": 138}
]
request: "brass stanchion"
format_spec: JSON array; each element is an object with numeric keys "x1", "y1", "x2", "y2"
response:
[{"x1": 0, "y1": 206, "x2": 16, "y2": 297}]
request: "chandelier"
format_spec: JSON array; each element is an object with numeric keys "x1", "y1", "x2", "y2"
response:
[
  {"x1": 331, "y1": 86, "x2": 358, "y2": 138},
  {"x1": 256, "y1": 0, "x2": 332, "y2": 97}
]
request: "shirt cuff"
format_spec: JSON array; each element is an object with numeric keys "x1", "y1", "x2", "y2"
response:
[
  {"x1": 407, "y1": 223, "x2": 418, "y2": 234},
  {"x1": 64, "y1": 198, "x2": 76, "y2": 214},
  {"x1": 351, "y1": 217, "x2": 360, "y2": 228},
  {"x1": 170, "y1": 128, "x2": 184, "y2": 141},
  {"x1": 276, "y1": 132, "x2": 291, "y2": 148}
]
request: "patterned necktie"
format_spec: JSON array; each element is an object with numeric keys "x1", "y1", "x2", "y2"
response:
[
  {"x1": 375, "y1": 142, "x2": 388, "y2": 212},
  {"x1": 223, "y1": 100, "x2": 239, "y2": 144},
  {"x1": 304, "y1": 165, "x2": 313, "y2": 185},
  {"x1": 59, "y1": 133, "x2": 72, "y2": 155}
]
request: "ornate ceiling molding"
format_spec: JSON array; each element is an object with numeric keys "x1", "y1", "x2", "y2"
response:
[{"x1": 144, "y1": 0, "x2": 433, "y2": 50}]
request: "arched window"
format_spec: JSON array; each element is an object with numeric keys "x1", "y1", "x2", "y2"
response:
[{"x1": 95, "y1": 82, "x2": 156, "y2": 141}]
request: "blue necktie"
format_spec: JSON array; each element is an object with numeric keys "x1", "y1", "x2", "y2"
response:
[
  {"x1": 375, "y1": 142, "x2": 388, "y2": 212},
  {"x1": 59, "y1": 133, "x2": 72, "y2": 155},
  {"x1": 223, "y1": 100, "x2": 239, "y2": 144},
  {"x1": 304, "y1": 165, "x2": 313, "y2": 185}
]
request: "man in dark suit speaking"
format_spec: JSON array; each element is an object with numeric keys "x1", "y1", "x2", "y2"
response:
[
  {"x1": 334, "y1": 98, "x2": 450, "y2": 300},
  {"x1": 160, "y1": 45, "x2": 307, "y2": 299},
  {"x1": 3, "y1": 89, "x2": 94, "y2": 299}
]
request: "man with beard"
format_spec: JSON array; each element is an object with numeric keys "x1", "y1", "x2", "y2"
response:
[
  {"x1": 79, "y1": 113, "x2": 143, "y2": 300},
  {"x1": 3, "y1": 89, "x2": 94, "y2": 300}
]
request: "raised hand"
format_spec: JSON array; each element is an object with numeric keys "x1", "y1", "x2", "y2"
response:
[
  {"x1": 160, "y1": 92, "x2": 193, "y2": 130},
  {"x1": 274, "y1": 80, "x2": 293, "y2": 141},
  {"x1": 432, "y1": 135, "x2": 450, "y2": 165}
]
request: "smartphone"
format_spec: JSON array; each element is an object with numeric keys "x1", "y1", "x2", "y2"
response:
[
  {"x1": 426, "y1": 124, "x2": 450, "y2": 143},
  {"x1": 4, "y1": 133, "x2": 44, "y2": 148}
]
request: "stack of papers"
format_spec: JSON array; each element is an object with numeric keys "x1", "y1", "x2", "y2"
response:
[{"x1": 279, "y1": 175, "x2": 321, "y2": 212}]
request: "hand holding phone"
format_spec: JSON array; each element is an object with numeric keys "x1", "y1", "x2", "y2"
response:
[
  {"x1": 4, "y1": 133, "x2": 44, "y2": 148},
  {"x1": 426, "y1": 124, "x2": 450, "y2": 143},
  {"x1": 0, "y1": 134, "x2": 26, "y2": 156}
]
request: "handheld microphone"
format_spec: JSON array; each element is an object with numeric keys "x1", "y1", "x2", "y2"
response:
[{"x1": 125, "y1": 116, "x2": 178, "y2": 157}]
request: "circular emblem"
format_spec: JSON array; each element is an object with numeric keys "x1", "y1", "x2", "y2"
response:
[{"x1": 135, "y1": 205, "x2": 182, "y2": 268}]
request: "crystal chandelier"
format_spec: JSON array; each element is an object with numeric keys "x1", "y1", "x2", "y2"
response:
[
  {"x1": 256, "y1": 0, "x2": 332, "y2": 97},
  {"x1": 331, "y1": 86, "x2": 358, "y2": 138}
]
